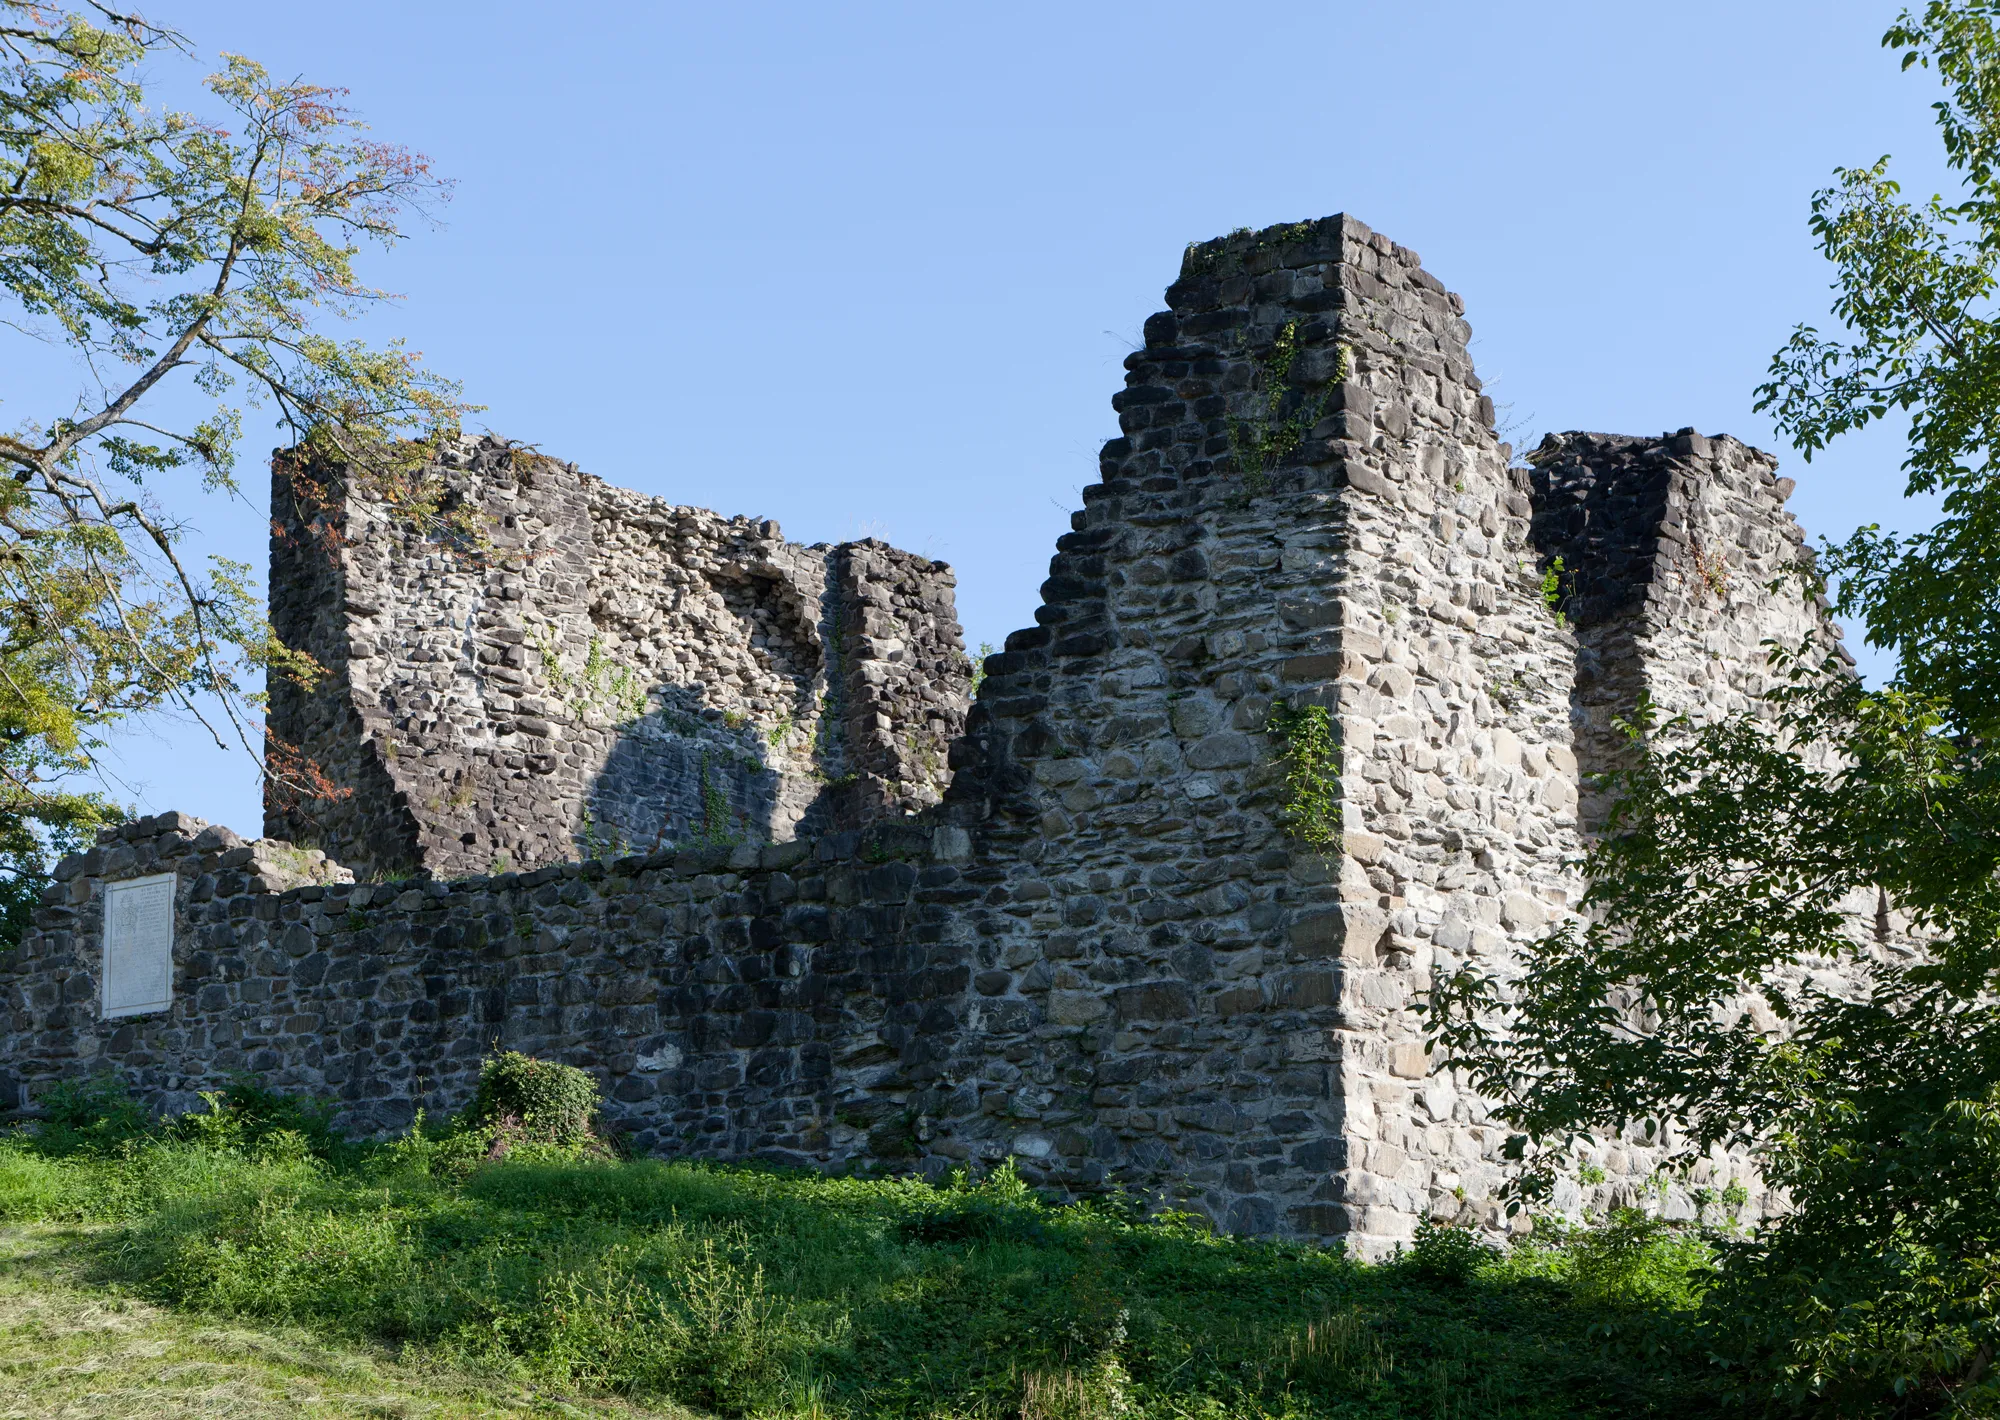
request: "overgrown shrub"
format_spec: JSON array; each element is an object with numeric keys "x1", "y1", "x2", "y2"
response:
[
  {"x1": 1405, "y1": 1216, "x2": 1491, "y2": 1284},
  {"x1": 399, "y1": 1051, "x2": 615, "y2": 1179},
  {"x1": 467, "y1": 1050, "x2": 600, "y2": 1147},
  {"x1": 167, "y1": 1079, "x2": 348, "y2": 1165},
  {"x1": 1564, "y1": 1209, "x2": 1715, "y2": 1313},
  {"x1": 30, "y1": 1073, "x2": 154, "y2": 1156},
  {"x1": 901, "y1": 1159, "x2": 1051, "y2": 1245}
]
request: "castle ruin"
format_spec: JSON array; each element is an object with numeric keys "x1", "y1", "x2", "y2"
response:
[
  {"x1": 266, "y1": 440, "x2": 970, "y2": 880},
  {"x1": 0, "y1": 214, "x2": 1853, "y2": 1257}
]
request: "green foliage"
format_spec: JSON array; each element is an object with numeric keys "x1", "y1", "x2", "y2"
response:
[
  {"x1": 1539, "y1": 555, "x2": 1568, "y2": 626},
  {"x1": 31, "y1": 1073, "x2": 150, "y2": 1155},
  {"x1": 691, "y1": 751, "x2": 750, "y2": 848},
  {"x1": 969, "y1": 640, "x2": 996, "y2": 696},
  {"x1": 1227, "y1": 323, "x2": 1348, "y2": 495},
  {"x1": 1265, "y1": 701, "x2": 1341, "y2": 849},
  {"x1": 0, "y1": 1104, "x2": 1730, "y2": 1418},
  {"x1": 466, "y1": 1051, "x2": 601, "y2": 1150},
  {"x1": 0, "y1": 5, "x2": 470, "y2": 842},
  {"x1": 531, "y1": 628, "x2": 648, "y2": 725},
  {"x1": 1556, "y1": 1211, "x2": 1715, "y2": 1315},
  {"x1": 1404, "y1": 1217, "x2": 1491, "y2": 1285},
  {"x1": 0, "y1": 804, "x2": 111, "y2": 953},
  {"x1": 575, "y1": 808, "x2": 628, "y2": 864},
  {"x1": 1430, "y1": 6, "x2": 2000, "y2": 1410},
  {"x1": 165, "y1": 1079, "x2": 348, "y2": 1166},
  {"x1": 1180, "y1": 220, "x2": 1318, "y2": 279},
  {"x1": 1756, "y1": 0, "x2": 2000, "y2": 728},
  {"x1": 1428, "y1": 673, "x2": 2000, "y2": 1411}
]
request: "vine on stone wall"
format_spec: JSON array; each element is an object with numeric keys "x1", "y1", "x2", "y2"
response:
[
  {"x1": 1228, "y1": 323, "x2": 1349, "y2": 495},
  {"x1": 1266, "y1": 702, "x2": 1341, "y2": 850},
  {"x1": 576, "y1": 808, "x2": 630, "y2": 863},
  {"x1": 1540, "y1": 556, "x2": 1570, "y2": 628},
  {"x1": 530, "y1": 627, "x2": 648, "y2": 723},
  {"x1": 696, "y1": 752, "x2": 739, "y2": 845}
]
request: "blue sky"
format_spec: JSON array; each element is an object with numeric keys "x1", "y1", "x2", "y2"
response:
[{"x1": 36, "y1": 0, "x2": 1953, "y2": 833}]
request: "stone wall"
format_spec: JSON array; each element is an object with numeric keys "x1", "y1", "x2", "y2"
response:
[
  {"x1": 914, "y1": 216, "x2": 1601, "y2": 1254},
  {"x1": 1528, "y1": 429, "x2": 1848, "y2": 830},
  {"x1": 0, "y1": 810, "x2": 975, "y2": 1157},
  {"x1": 267, "y1": 440, "x2": 971, "y2": 881},
  {"x1": 1, "y1": 212, "x2": 1866, "y2": 1258}
]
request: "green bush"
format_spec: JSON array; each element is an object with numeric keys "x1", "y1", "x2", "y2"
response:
[
  {"x1": 466, "y1": 1050, "x2": 601, "y2": 1149},
  {"x1": 33, "y1": 1073, "x2": 149, "y2": 1154},
  {"x1": 166, "y1": 1079, "x2": 348, "y2": 1165},
  {"x1": 1405, "y1": 1216, "x2": 1491, "y2": 1284},
  {"x1": 1564, "y1": 1209, "x2": 1715, "y2": 1313},
  {"x1": 900, "y1": 1158, "x2": 1052, "y2": 1245}
]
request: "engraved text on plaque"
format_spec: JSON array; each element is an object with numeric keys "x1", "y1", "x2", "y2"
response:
[{"x1": 101, "y1": 872, "x2": 176, "y2": 1018}]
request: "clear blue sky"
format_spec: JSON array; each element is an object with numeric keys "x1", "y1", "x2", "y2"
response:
[{"x1": 56, "y1": 0, "x2": 1952, "y2": 834}]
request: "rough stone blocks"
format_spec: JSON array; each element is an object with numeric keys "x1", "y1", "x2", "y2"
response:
[{"x1": 1, "y1": 214, "x2": 1861, "y2": 1259}]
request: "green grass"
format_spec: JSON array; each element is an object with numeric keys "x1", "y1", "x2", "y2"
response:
[
  {"x1": 0, "y1": 1225, "x2": 652, "y2": 1418},
  {"x1": 0, "y1": 1113, "x2": 1728, "y2": 1420}
]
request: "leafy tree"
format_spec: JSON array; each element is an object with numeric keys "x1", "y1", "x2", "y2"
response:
[
  {"x1": 1428, "y1": 3, "x2": 2000, "y2": 1412},
  {"x1": 0, "y1": 800, "x2": 97, "y2": 950},
  {"x1": 0, "y1": 2, "x2": 468, "y2": 866}
]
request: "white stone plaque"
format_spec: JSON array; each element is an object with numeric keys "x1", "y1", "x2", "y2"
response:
[{"x1": 101, "y1": 872, "x2": 176, "y2": 1018}]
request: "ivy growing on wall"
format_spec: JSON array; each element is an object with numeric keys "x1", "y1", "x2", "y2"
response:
[
  {"x1": 1539, "y1": 556, "x2": 1569, "y2": 627},
  {"x1": 1228, "y1": 322, "x2": 1350, "y2": 495},
  {"x1": 1266, "y1": 702, "x2": 1340, "y2": 850},
  {"x1": 695, "y1": 752, "x2": 739, "y2": 846},
  {"x1": 529, "y1": 627, "x2": 649, "y2": 723}
]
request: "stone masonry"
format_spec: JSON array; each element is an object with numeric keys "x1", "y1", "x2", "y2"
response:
[
  {"x1": 1528, "y1": 429, "x2": 1849, "y2": 829},
  {"x1": 1, "y1": 214, "x2": 1853, "y2": 1258},
  {"x1": 266, "y1": 440, "x2": 970, "y2": 881}
]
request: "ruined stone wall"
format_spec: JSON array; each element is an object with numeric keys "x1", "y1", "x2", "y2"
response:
[
  {"x1": 907, "y1": 214, "x2": 1581, "y2": 1253},
  {"x1": 3, "y1": 213, "x2": 1873, "y2": 1259},
  {"x1": 0, "y1": 811, "x2": 976, "y2": 1156},
  {"x1": 268, "y1": 439, "x2": 970, "y2": 880},
  {"x1": 829, "y1": 540, "x2": 967, "y2": 826},
  {"x1": 1528, "y1": 429, "x2": 1846, "y2": 828},
  {"x1": 895, "y1": 218, "x2": 1860, "y2": 1254},
  {"x1": 1287, "y1": 222, "x2": 1585, "y2": 1256},
  {"x1": 1517, "y1": 429, "x2": 1876, "y2": 1226}
]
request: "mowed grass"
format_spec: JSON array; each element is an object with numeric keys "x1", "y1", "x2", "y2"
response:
[
  {"x1": 0, "y1": 1225, "x2": 650, "y2": 1418},
  {"x1": 0, "y1": 1113, "x2": 1727, "y2": 1420}
]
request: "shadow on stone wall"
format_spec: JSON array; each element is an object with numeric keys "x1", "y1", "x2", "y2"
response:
[{"x1": 584, "y1": 699, "x2": 785, "y2": 858}]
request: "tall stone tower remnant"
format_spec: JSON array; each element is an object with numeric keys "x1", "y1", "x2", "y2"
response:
[{"x1": 2, "y1": 214, "x2": 1852, "y2": 1260}]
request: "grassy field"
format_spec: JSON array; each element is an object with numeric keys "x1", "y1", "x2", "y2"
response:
[
  {"x1": 0, "y1": 1080, "x2": 1725, "y2": 1420},
  {"x1": 0, "y1": 1223, "x2": 657, "y2": 1418}
]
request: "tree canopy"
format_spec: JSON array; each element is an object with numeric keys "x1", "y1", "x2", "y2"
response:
[{"x1": 0, "y1": 2, "x2": 468, "y2": 917}]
